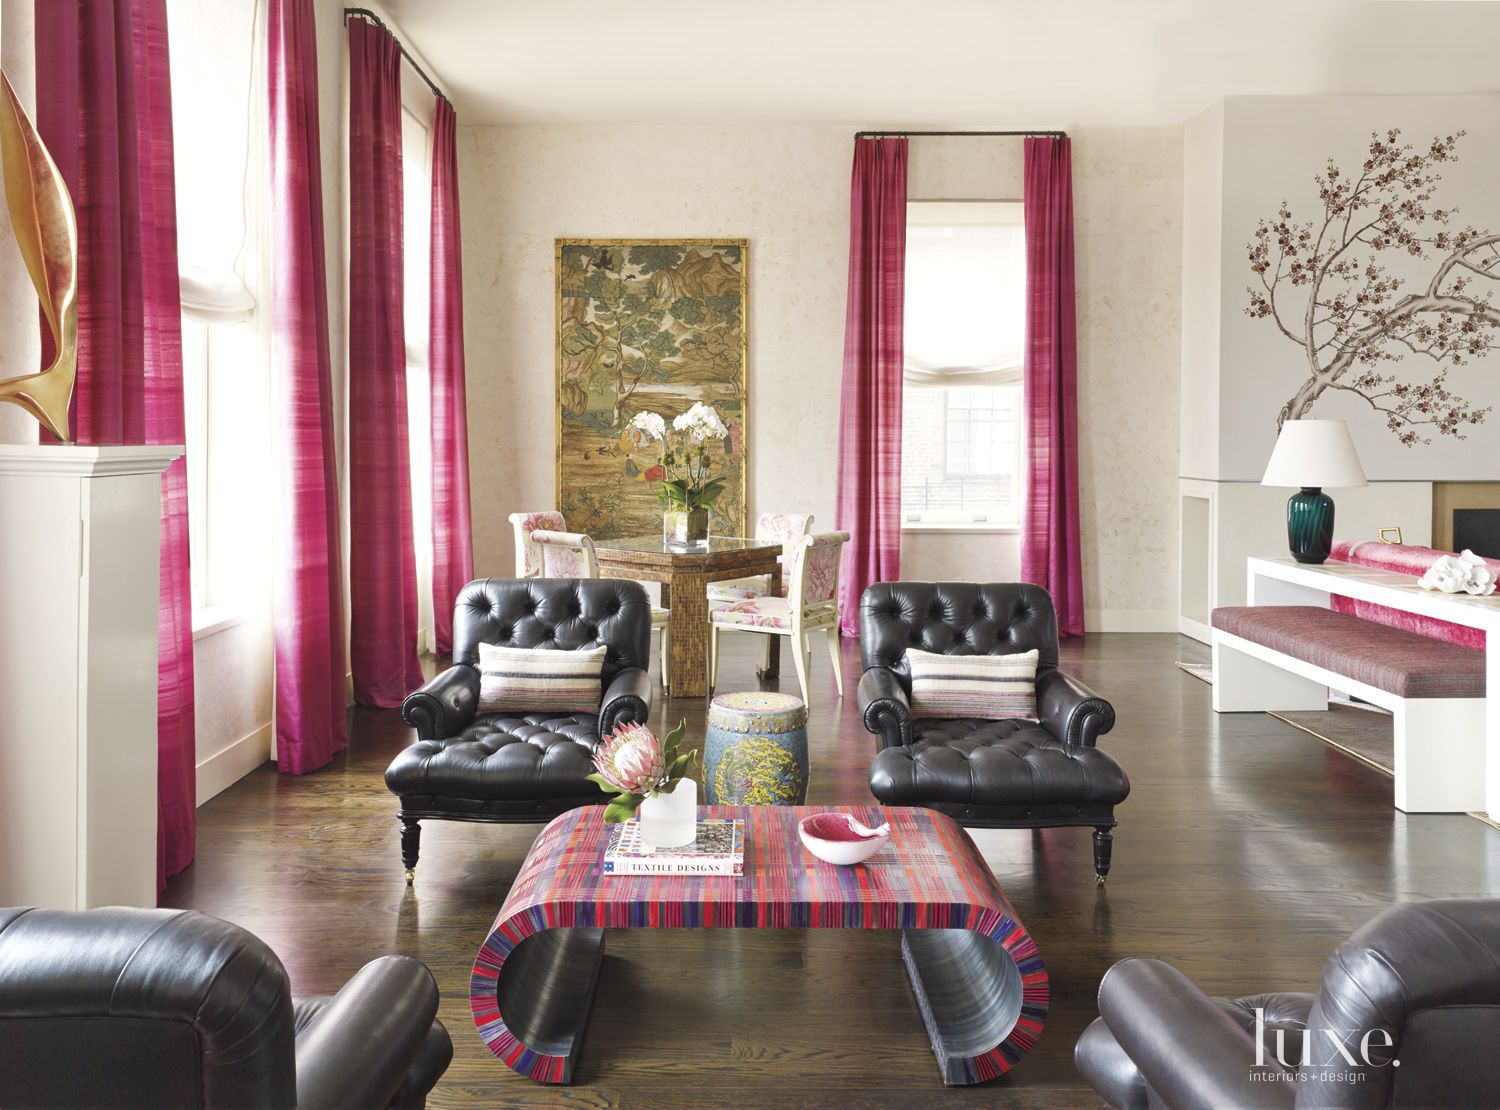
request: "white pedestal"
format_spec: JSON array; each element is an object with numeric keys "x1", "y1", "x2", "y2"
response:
[{"x1": 0, "y1": 444, "x2": 180, "y2": 909}]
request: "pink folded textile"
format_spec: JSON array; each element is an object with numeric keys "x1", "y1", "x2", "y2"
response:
[{"x1": 1327, "y1": 541, "x2": 1499, "y2": 649}]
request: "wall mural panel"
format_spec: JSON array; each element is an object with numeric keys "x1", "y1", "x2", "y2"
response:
[
  {"x1": 555, "y1": 238, "x2": 748, "y2": 538},
  {"x1": 1218, "y1": 95, "x2": 1500, "y2": 481}
]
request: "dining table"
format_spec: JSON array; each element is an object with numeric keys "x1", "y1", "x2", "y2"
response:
[{"x1": 592, "y1": 534, "x2": 783, "y2": 698}]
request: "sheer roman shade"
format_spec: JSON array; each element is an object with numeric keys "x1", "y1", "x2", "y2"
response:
[
  {"x1": 169, "y1": 1, "x2": 257, "y2": 325},
  {"x1": 179, "y1": 265, "x2": 255, "y2": 323},
  {"x1": 903, "y1": 202, "x2": 1025, "y2": 387}
]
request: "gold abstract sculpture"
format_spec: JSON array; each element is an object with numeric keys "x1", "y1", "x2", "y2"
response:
[{"x1": 0, "y1": 69, "x2": 78, "y2": 442}]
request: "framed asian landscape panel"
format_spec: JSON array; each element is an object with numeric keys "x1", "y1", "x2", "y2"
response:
[{"x1": 555, "y1": 238, "x2": 748, "y2": 539}]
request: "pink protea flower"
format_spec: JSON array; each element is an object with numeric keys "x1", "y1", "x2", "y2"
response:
[{"x1": 592, "y1": 723, "x2": 665, "y2": 795}]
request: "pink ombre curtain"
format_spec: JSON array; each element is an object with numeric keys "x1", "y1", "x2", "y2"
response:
[
  {"x1": 347, "y1": 17, "x2": 422, "y2": 706},
  {"x1": 268, "y1": 0, "x2": 348, "y2": 772},
  {"x1": 36, "y1": 0, "x2": 196, "y2": 889},
  {"x1": 428, "y1": 97, "x2": 473, "y2": 656},
  {"x1": 1021, "y1": 137, "x2": 1085, "y2": 638},
  {"x1": 835, "y1": 137, "x2": 907, "y2": 636}
]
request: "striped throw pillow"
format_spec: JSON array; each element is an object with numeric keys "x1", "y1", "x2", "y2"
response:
[
  {"x1": 906, "y1": 647, "x2": 1039, "y2": 720},
  {"x1": 477, "y1": 643, "x2": 607, "y2": 715}
]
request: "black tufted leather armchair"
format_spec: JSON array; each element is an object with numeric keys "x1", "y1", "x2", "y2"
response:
[
  {"x1": 857, "y1": 582, "x2": 1128, "y2": 881},
  {"x1": 0, "y1": 905, "x2": 452, "y2": 1109},
  {"x1": 387, "y1": 577, "x2": 654, "y2": 880},
  {"x1": 1076, "y1": 899, "x2": 1500, "y2": 1108}
]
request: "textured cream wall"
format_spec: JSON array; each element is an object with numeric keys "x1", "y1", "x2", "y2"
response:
[
  {"x1": 458, "y1": 124, "x2": 1182, "y2": 629},
  {"x1": 1072, "y1": 128, "x2": 1183, "y2": 629},
  {"x1": 457, "y1": 125, "x2": 851, "y2": 581}
]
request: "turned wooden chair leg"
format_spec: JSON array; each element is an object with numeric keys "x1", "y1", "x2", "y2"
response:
[
  {"x1": 1093, "y1": 826, "x2": 1114, "y2": 886},
  {"x1": 825, "y1": 626, "x2": 843, "y2": 698},
  {"x1": 660, "y1": 625, "x2": 671, "y2": 692},
  {"x1": 401, "y1": 816, "x2": 421, "y2": 884},
  {"x1": 709, "y1": 625, "x2": 720, "y2": 690}
]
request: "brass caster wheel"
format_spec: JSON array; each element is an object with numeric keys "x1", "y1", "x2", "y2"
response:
[
  {"x1": 1095, "y1": 874, "x2": 1108, "y2": 887},
  {"x1": 404, "y1": 867, "x2": 415, "y2": 886}
]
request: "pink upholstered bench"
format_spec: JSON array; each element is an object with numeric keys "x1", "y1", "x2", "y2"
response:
[{"x1": 1209, "y1": 605, "x2": 1486, "y2": 813}]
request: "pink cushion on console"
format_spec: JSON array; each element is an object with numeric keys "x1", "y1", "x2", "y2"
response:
[
  {"x1": 1327, "y1": 541, "x2": 1499, "y2": 651},
  {"x1": 1211, "y1": 606, "x2": 1485, "y2": 699}
]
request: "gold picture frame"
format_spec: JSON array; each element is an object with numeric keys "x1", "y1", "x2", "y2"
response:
[{"x1": 555, "y1": 238, "x2": 749, "y2": 539}]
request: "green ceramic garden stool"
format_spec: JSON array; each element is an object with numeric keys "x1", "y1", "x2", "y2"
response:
[{"x1": 704, "y1": 691, "x2": 810, "y2": 805}]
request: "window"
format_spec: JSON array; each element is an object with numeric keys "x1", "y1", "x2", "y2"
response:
[
  {"x1": 901, "y1": 201, "x2": 1026, "y2": 529},
  {"x1": 167, "y1": 0, "x2": 267, "y2": 622},
  {"x1": 401, "y1": 96, "x2": 435, "y2": 652}
]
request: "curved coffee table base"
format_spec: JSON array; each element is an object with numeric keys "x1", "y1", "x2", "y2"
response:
[
  {"x1": 470, "y1": 806, "x2": 1048, "y2": 1086},
  {"x1": 473, "y1": 920, "x2": 1042, "y2": 1086}
]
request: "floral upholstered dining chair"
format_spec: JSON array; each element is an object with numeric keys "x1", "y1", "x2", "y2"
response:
[
  {"x1": 508, "y1": 511, "x2": 569, "y2": 578},
  {"x1": 527, "y1": 529, "x2": 599, "y2": 579},
  {"x1": 709, "y1": 531, "x2": 848, "y2": 704},
  {"x1": 706, "y1": 512, "x2": 814, "y2": 605},
  {"x1": 525, "y1": 523, "x2": 673, "y2": 690}
]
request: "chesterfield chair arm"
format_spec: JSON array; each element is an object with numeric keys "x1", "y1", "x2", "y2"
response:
[
  {"x1": 857, "y1": 666, "x2": 914, "y2": 751},
  {"x1": 599, "y1": 666, "x2": 652, "y2": 737},
  {"x1": 401, "y1": 663, "x2": 480, "y2": 741},
  {"x1": 1036, "y1": 667, "x2": 1116, "y2": 747}
]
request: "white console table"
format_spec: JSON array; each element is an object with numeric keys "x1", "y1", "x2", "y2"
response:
[{"x1": 1246, "y1": 556, "x2": 1500, "y2": 819}]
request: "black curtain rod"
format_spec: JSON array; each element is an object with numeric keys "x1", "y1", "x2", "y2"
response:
[
  {"x1": 855, "y1": 129, "x2": 1067, "y2": 139},
  {"x1": 343, "y1": 7, "x2": 451, "y2": 106}
]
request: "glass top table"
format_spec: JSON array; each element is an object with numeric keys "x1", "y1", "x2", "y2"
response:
[
  {"x1": 592, "y1": 534, "x2": 785, "y2": 697},
  {"x1": 594, "y1": 533, "x2": 769, "y2": 555}
]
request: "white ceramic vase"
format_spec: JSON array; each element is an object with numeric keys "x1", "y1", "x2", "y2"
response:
[{"x1": 638, "y1": 777, "x2": 698, "y2": 849}]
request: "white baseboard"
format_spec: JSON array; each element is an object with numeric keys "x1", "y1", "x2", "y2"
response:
[
  {"x1": 196, "y1": 723, "x2": 273, "y2": 806},
  {"x1": 1178, "y1": 614, "x2": 1212, "y2": 643},
  {"x1": 1088, "y1": 608, "x2": 1177, "y2": 633}
]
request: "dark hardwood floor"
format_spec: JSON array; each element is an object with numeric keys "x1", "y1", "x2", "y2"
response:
[{"x1": 164, "y1": 633, "x2": 1500, "y2": 1108}]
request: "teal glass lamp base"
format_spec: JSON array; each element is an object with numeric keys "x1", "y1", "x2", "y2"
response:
[{"x1": 1287, "y1": 487, "x2": 1335, "y2": 564}]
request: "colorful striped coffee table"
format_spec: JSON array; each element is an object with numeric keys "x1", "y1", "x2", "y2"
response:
[{"x1": 470, "y1": 804, "x2": 1047, "y2": 1086}]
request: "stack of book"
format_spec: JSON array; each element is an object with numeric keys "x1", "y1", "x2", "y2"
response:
[{"x1": 603, "y1": 817, "x2": 744, "y2": 876}]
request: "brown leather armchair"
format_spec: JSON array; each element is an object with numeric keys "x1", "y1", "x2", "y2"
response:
[
  {"x1": 1076, "y1": 899, "x2": 1500, "y2": 1108},
  {"x1": 0, "y1": 906, "x2": 452, "y2": 1109}
]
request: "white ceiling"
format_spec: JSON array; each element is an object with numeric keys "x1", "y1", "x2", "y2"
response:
[{"x1": 378, "y1": 0, "x2": 1500, "y2": 128}]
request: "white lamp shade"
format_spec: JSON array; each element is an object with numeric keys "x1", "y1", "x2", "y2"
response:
[{"x1": 1261, "y1": 419, "x2": 1368, "y2": 489}]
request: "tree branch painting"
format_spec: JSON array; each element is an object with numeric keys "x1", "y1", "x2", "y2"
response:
[{"x1": 1246, "y1": 129, "x2": 1497, "y2": 445}]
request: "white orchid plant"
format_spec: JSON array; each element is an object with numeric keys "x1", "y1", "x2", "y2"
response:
[{"x1": 631, "y1": 402, "x2": 731, "y2": 513}]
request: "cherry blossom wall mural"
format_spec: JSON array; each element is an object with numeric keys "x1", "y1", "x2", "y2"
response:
[{"x1": 1245, "y1": 128, "x2": 1497, "y2": 448}]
